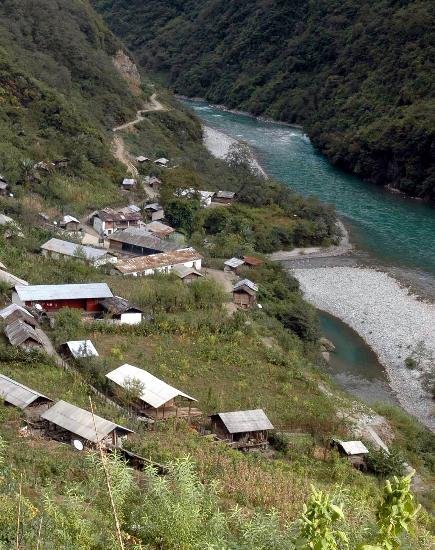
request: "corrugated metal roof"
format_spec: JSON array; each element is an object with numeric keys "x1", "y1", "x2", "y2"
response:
[
  {"x1": 127, "y1": 204, "x2": 141, "y2": 213},
  {"x1": 154, "y1": 157, "x2": 169, "y2": 165},
  {"x1": 96, "y1": 207, "x2": 142, "y2": 222},
  {"x1": 212, "y1": 409, "x2": 273, "y2": 434},
  {"x1": 65, "y1": 340, "x2": 99, "y2": 358},
  {"x1": 216, "y1": 191, "x2": 235, "y2": 199},
  {"x1": 233, "y1": 279, "x2": 258, "y2": 292},
  {"x1": 41, "y1": 238, "x2": 110, "y2": 260},
  {"x1": 224, "y1": 257, "x2": 245, "y2": 268},
  {"x1": 144, "y1": 221, "x2": 175, "y2": 237},
  {"x1": 99, "y1": 296, "x2": 142, "y2": 315},
  {"x1": 61, "y1": 215, "x2": 79, "y2": 225},
  {"x1": 0, "y1": 304, "x2": 35, "y2": 324},
  {"x1": 114, "y1": 248, "x2": 202, "y2": 274},
  {"x1": 0, "y1": 269, "x2": 28, "y2": 287},
  {"x1": 41, "y1": 400, "x2": 133, "y2": 443},
  {"x1": 4, "y1": 319, "x2": 43, "y2": 347},
  {"x1": 173, "y1": 265, "x2": 203, "y2": 279},
  {"x1": 336, "y1": 440, "x2": 369, "y2": 455},
  {"x1": 122, "y1": 178, "x2": 136, "y2": 186},
  {"x1": 144, "y1": 203, "x2": 163, "y2": 211},
  {"x1": 242, "y1": 256, "x2": 264, "y2": 266},
  {"x1": 15, "y1": 283, "x2": 113, "y2": 302},
  {"x1": 0, "y1": 374, "x2": 52, "y2": 409},
  {"x1": 106, "y1": 364, "x2": 196, "y2": 409},
  {"x1": 109, "y1": 228, "x2": 178, "y2": 252}
]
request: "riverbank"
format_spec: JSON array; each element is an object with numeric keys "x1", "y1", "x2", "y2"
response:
[
  {"x1": 202, "y1": 125, "x2": 268, "y2": 178},
  {"x1": 292, "y1": 266, "x2": 435, "y2": 431}
]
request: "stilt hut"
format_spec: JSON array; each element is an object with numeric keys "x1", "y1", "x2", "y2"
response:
[{"x1": 210, "y1": 409, "x2": 273, "y2": 450}]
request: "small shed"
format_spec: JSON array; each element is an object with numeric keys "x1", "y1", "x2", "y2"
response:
[
  {"x1": 4, "y1": 319, "x2": 44, "y2": 350},
  {"x1": 224, "y1": 257, "x2": 245, "y2": 272},
  {"x1": 144, "y1": 176, "x2": 162, "y2": 188},
  {"x1": 242, "y1": 256, "x2": 264, "y2": 267},
  {"x1": 210, "y1": 409, "x2": 273, "y2": 449},
  {"x1": 0, "y1": 374, "x2": 52, "y2": 417},
  {"x1": 122, "y1": 178, "x2": 137, "y2": 190},
  {"x1": 99, "y1": 296, "x2": 143, "y2": 325},
  {"x1": 0, "y1": 304, "x2": 36, "y2": 327},
  {"x1": 106, "y1": 364, "x2": 197, "y2": 419},
  {"x1": 154, "y1": 158, "x2": 169, "y2": 167},
  {"x1": 136, "y1": 156, "x2": 150, "y2": 163},
  {"x1": 144, "y1": 221, "x2": 176, "y2": 239},
  {"x1": 61, "y1": 340, "x2": 99, "y2": 359},
  {"x1": 232, "y1": 279, "x2": 258, "y2": 309},
  {"x1": 41, "y1": 400, "x2": 133, "y2": 448},
  {"x1": 60, "y1": 215, "x2": 80, "y2": 232},
  {"x1": 173, "y1": 265, "x2": 203, "y2": 283},
  {"x1": 332, "y1": 439, "x2": 369, "y2": 470},
  {"x1": 213, "y1": 190, "x2": 236, "y2": 204},
  {"x1": 144, "y1": 203, "x2": 165, "y2": 221},
  {"x1": 40, "y1": 238, "x2": 116, "y2": 266}
]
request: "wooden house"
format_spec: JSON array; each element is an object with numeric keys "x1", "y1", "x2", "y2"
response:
[
  {"x1": 92, "y1": 207, "x2": 142, "y2": 236},
  {"x1": 121, "y1": 178, "x2": 137, "y2": 190},
  {"x1": 99, "y1": 296, "x2": 143, "y2": 325},
  {"x1": 232, "y1": 279, "x2": 258, "y2": 309},
  {"x1": 173, "y1": 265, "x2": 203, "y2": 283},
  {"x1": 213, "y1": 190, "x2": 236, "y2": 204},
  {"x1": 108, "y1": 227, "x2": 178, "y2": 256},
  {"x1": 332, "y1": 439, "x2": 369, "y2": 470},
  {"x1": 106, "y1": 364, "x2": 198, "y2": 419},
  {"x1": 4, "y1": 319, "x2": 44, "y2": 351},
  {"x1": 0, "y1": 374, "x2": 52, "y2": 418},
  {"x1": 59, "y1": 215, "x2": 80, "y2": 232},
  {"x1": 113, "y1": 248, "x2": 202, "y2": 277},
  {"x1": 41, "y1": 400, "x2": 133, "y2": 448},
  {"x1": 210, "y1": 409, "x2": 273, "y2": 450},
  {"x1": 0, "y1": 304, "x2": 36, "y2": 327},
  {"x1": 13, "y1": 283, "x2": 113, "y2": 313},
  {"x1": 144, "y1": 203, "x2": 165, "y2": 221}
]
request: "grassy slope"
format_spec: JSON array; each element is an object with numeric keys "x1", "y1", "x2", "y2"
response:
[{"x1": 93, "y1": 0, "x2": 435, "y2": 201}]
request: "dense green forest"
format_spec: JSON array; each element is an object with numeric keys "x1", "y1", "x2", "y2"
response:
[{"x1": 93, "y1": 0, "x2": 435, "y2": 201}]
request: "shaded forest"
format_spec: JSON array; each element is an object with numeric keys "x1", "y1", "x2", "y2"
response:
[{"x1": 93, "y1": 0, "x2": 435, "y2": 201}]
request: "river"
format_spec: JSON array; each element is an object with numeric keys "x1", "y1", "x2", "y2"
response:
[{"x1": 183, "y1": 99, "x2": 435, "y2": 411}]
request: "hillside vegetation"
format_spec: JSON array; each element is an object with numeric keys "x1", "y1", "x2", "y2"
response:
[{"x1": 93, "y1": 0, "x2": 435, "y2": 201}]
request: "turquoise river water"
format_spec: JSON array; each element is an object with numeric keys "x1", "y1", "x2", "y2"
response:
[{"x1": 184, "y1": 99, "x2": 435, "y2": 404}]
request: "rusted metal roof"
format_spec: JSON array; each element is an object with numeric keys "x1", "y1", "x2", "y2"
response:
[
  {"x1": 4, "y1": 319, "x2": 43, "y2": 347},
  {"x1": 114, "y1": 248, "x2": 202, "y2": 274},
  {"x1": 109, "y1": 228, "x2": 178, "y2": 252},
  {"x1": 211, "y1": 409, "x2": 273, "y2": 434},
  {"x1": 242, "y1": 256, "x2": 264, "y2": 266},
  {"x1": 15, "y1": 283, "x2": 113, "y2": 302},
  {"x1": 0, "y1": 374, "x2": 52, "y2": 409},
  {"x1": 41, "y1": 400, "x2": 133, "y2": 443},
  {"x1": 106, "y1": 364, "x2": 196, "y2": 409},
  {"x1": 95, "y1": 207, "x2": 142, "y2": 222},
  {"x1": 144, "y1": 221, "x2": 176, "y2": 238}
]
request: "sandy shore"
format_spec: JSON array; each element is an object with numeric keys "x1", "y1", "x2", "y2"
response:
[
  {"x1": 203, "y1": 125, "x2": 267, "y2": 178},
  {"x1": 292, "y1": 266, "x2": 435, "y2": 431}
]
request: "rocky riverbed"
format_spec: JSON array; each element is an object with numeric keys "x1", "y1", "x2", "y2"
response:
[{"x1": 292, "y1": 266, "x2": 435, "y2": 431}]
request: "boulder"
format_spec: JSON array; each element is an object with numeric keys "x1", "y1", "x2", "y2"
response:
[{"x1": 319, "y1": 337, "x2": 336, "y2": 352}]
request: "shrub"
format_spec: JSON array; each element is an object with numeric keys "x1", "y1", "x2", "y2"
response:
[{"x1": 367, "y1": 447, "x2": 406, "y2": 478}]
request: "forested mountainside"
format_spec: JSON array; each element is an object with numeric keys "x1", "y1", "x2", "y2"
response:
[{"x1": 93, "y1": 0, "x2": 435, "y2": 201}]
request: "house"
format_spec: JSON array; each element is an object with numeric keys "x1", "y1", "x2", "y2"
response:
[
  {"x1": 210, "y1": 409, "x2": 273, "y2": 449},
  {"x1": 41, "y1": 400, "x2": 133, "y2": 448},
  {"x1": 143, "y1": 221, "x2": 176, "y2": 239},
  {"x1": 0, "y1": 374, "x2": 52, "y2": 416},
  {"x1": 173, "y1": 265, "x2": 203, "y2": 283},
  {"x1": 4, "y1": 319, "x2": 44, "y2": 350},
  {"x1": 121, "y1": 178, "x2": 137, "y2": 190},
  {"x1": 213, "y1": 191, "x2": 236, "y2": 204},
  {"x1": 332, "y1": 439, "x2": 369, "y2": 470},
  {"x1": 41, "y1": 238, "x2": 117, "y2": 266},
  {"x1": 61, "y1": 340, "x2": 99, "y2": 359},
  {"x1": 224, "y1": 257, "x2": 245, "y2": 272},
  {"x1": 144, "y1": 203, "x2": 164, "y2": 221},
  {"x1": 106, "y1": 364, "x2": 197, "y2": 419},
  {"x1": 136, "y1": 156, "x2": 150, "y2": 163},
  {"x1": 113, "y1": 248, "x2": 203, "y2": 277},
  {"x1": 59, "y1": 215, "x2": 80, "y2": 232},
  {"x1": 0, "y1": 269, "x2": 28, "y2": 288},
  {"x1": 232, "y1": 279, "x2": 258, "y2": 309},
  {"x1": 108, "y1": 227, "x2": 178, "y2": 256},
  {"x1": 0, "y1": 304, "x2": 36, "y2": 327},
  {"x1": 177, "y1": 188, "x2": 215, "y2": 208},
  {"x1": 242, "y1": 256, "x2": 264, "y2": 268},
  {"x1": 13, "y1": 283, "x2": 113, "y2": 313},
  {"x1": 92, "y1": 207, "x2": 142, "y2": 236},
  {"x1": 154, "y1": 157, "x2": 169, "y2": 167},
  {"x1": 99, "y1": 296, "x2": 143, "y2": 325},
  {"x1": 144, "y1": 176, "x2": 161, "y2": 188}
]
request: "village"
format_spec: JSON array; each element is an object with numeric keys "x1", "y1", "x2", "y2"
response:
[{"x1": 0, "y1": 156, "x2": 375, "y2": 476}]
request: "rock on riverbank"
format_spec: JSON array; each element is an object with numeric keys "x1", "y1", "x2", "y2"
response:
[
  {"x1": 292, "y1": 266, "x2": 435, "y2": 431},
  {"x1": 203, "y1": 125, "x2": 267, "y2": 177}
]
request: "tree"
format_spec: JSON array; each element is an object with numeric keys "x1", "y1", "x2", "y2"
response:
[
  {"x1": 53, "y1": 307, "x2": 83, "y2": 345},
  {"x1": 367, "y1": 448, "x2": 406, "y2": 479},
  {"x1": 116, "y1": 376, "x2": 145, "y2": 412},
  {"x1": 164, "y1": 198, "x2": 200, "y2": 235}
]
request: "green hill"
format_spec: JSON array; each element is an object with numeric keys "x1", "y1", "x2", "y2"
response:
[{"x1": 93, "y1": 0, "x2": 435, "y2": 201}]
